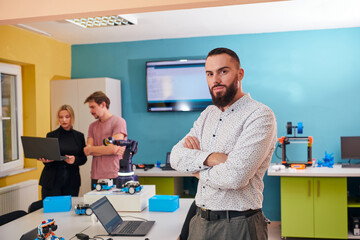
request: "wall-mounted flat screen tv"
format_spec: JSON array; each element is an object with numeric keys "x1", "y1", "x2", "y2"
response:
[{"x1": 146, "y1": 59, "x2": 212, "y2": 112}]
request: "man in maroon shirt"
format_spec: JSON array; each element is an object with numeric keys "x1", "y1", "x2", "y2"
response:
[{"x1": 83, "y1": 91, "x2": 127, "y2": 189}]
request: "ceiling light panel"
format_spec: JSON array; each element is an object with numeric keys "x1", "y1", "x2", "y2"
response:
[{"x1": 66, "y1": 15, "x2": 136, "y2": 28}]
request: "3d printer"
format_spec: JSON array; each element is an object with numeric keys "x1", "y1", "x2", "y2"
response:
[{"x1": 278, "y1": 122, "x2": 313, "y2": 169}]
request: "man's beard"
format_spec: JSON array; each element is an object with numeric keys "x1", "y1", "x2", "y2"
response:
[{"x1": 210, "y1": 78, "x2": 238, "y2": 108}]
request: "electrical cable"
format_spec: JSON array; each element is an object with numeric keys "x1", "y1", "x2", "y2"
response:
[
  {"x1": 275, "y1": 142, "x2": 289, "y2": 161},
  {"x1": 92, "y1": 235, "x2": 106, "y2": 239},
  {"x1": 274, "y1": 142, "x2": 282, "y2": 159},
  {"x1": 69, "y1": 224, "x2": 94, "y2": 240}
]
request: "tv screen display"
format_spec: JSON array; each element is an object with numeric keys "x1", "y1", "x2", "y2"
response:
[
  {"x1": 146, "y1": 59, "x2": 212, "y2": 112},
  {"x1": 341, "y1": 136, "x2": 360, "y2": 159}
]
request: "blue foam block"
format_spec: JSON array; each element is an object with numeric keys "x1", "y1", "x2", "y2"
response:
[
  {"x1": 43, "y1": 195, "x2": 72, "y2": 213},
  {"x1": 149, "y1": 195, "x2": 179, "y2": 212}
]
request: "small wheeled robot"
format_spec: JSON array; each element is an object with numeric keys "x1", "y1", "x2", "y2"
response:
[
  {"x1": 94, "y1": 179, "x2": 115, "y2": 191},
  {"x1": 74, "y1": 204, "x2": 93, "y2": 216},
  {"x1": 121, "y1": 180, "x2": 143, "y2": 194},
  {"x1": 35, "y1": 219, "x2": 64, "y2": 240}
]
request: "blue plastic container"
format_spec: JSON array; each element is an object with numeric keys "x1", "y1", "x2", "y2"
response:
[
  {"x1": 43, "y1": 195, "x2": 72, "y2": 213},
  {"x1": 149, "y1": 195, "x2": 179, "y2": 212}
]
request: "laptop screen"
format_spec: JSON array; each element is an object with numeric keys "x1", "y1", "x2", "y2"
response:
[
  {"x1": 21, "y1": 136, "x2": 64, "y2": 161},
  {"x1": 20, "y1": 228, "x2": 37, "y2": 240},
  {"x1": 166, "y1": 152, "x2": 171, "y2": 165},
  {"x1": 91, "y1": 197, "x2": 123, "y2": 234}
]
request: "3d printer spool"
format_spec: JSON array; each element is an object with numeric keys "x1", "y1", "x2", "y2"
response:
[
  {"x1": 286, "y1": 122, "x2": 292, "y2": 135},
  {"x1": 297, "y1": 122, "x2": 303, "y2": 134}
]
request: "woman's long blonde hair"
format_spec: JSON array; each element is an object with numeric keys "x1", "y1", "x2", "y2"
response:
[{"x1": 56, "y1": 104, "x2": 75, "y2": 127}]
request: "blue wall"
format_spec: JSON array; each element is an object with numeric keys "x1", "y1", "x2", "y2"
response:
[{"x1": 72, "y1": 27, "x2": 360, "y2": 220}]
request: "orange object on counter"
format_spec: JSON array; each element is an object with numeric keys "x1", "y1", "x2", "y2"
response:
[{"x1": 291, "y1": 164, "x2": 306, "y2": 169}]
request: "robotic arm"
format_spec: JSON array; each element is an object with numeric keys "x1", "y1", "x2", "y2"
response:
[
  {"x1": 103, "y1": 137, "x2": 139, "y2": 187},
  {"x1": 103, "y1": 137, "x2": 138, "y2": 155}
]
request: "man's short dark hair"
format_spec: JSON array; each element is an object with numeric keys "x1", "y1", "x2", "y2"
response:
[
  {"x1": 84, "y1": 91, "x2": 110, "y2": 109},
  {"x1": 207, "y1": 48, "x2": 241, "y2": 68}
]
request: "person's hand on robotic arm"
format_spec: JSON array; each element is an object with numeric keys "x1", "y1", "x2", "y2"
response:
[
  {"x1": 84, "y1": 133, "x2": 126, "y2": 157},
  {"x1": 106, "y1": 144, "x2": 124, "y2": 155}
]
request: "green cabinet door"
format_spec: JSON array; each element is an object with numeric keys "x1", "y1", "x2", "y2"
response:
[
  {"x1": 139, "y1": 177, "x2": 176, "y2": 195},
  {"x1": 281, "y1": 177, "x2": 314, "y2": 238},
  {"x1": 314, "y1": 177, "x2": 347, "y2": 239}
]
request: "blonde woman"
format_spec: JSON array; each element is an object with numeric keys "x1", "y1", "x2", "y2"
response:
[{"x1": 38, "y1": 105, "x2": 87, "y2": 199}]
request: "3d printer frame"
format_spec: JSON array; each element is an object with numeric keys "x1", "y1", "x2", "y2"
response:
[{"x1": 278, "y1": 136, "x2": 313, "y2": 167}]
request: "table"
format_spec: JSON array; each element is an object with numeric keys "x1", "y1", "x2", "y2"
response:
[
  {"x1": 268, "y1": 163, "x2": 360, "y2": 177},
  {"x1": 0, "y1": 197, "x2": 194, "y2": 240},
  {"x1": 268, "y1": 164, "x2": 360, "y2": 239},
  {"x1": 135, "y1": 168, "x2": 194, "y2": 195},
  {"x1": 135, "y1": 167, "x2": 193, "y2": 177}
]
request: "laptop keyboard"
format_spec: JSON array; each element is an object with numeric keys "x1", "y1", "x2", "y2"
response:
[{"x1": 119, "y1": 221, "x2": 142, "y2": 234}]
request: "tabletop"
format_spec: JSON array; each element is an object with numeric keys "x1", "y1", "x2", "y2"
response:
[
  {"x1": 267, "y1": 163, "x2": 360, "y2": 177},
  {"x1": 0, "y1": 197, "x2": 194, "y2": 240},
  {"x1": 135, "y1": 167, "x2": 194, "y2": 177}
]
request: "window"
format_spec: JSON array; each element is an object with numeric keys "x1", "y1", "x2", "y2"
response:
[{"x1": 0, "y1": 63, "x2": 23, "y2": 172}]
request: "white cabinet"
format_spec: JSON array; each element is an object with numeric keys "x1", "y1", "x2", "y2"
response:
[{"x1": 50, "y1": 78, "x2": 121, "y2": 196}]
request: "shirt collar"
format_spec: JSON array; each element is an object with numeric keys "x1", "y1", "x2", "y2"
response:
[
  {"x1": 220, "y1": 93, "x2": 251, "y2": 114},
  {"x1": 59, "y1": 126, "x2": 73, "y2": 132}
]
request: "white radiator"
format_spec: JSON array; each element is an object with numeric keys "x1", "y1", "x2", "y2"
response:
[{"x1": 0, "y1": 179, "x2": 38, "y2": 215}]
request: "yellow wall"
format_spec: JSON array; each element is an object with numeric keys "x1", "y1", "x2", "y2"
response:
[{"x1": 0, "y1": 25, "x2": 71, "y2": 190}]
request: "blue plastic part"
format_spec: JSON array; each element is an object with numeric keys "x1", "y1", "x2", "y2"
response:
[
  {"x1": 75, "y1": 209, "x2": 85, "y2": 215},
  {"x1": 102, "y1": 185, "x2": 114, "y2": 190},
  {"x1": 121, "y1": 185, "x2": 143, "y2": 194},
  {"x1": 43, "y1": 196, "x2": 72, "y2": 213},
  {"x1": 156, "y1": 161, "x2": 161, "y2": 168},
  {"x1": 317, "y1": 151, "x2": 334, "y2": 168},
  {"x1": 149, "y1": 195, "x2": 179, "y2": 212},
  {"x1": 297, "y1": 122, "x2": 303, "y2": 134},
  {"x1": 93, "y1": 183, "x2": 114, "y2": 191}
]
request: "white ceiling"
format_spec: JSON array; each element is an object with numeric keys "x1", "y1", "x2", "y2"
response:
[{"x1": 15, "y1": 0, "x2": 360, "y2": 45}]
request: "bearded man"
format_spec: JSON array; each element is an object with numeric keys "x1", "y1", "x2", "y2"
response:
[{"x1": 170, "y1": 47, "x2": 277, "y2": 240}]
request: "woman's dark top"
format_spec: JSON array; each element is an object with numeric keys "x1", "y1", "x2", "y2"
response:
[{"x1": 39, "y1": 126, "x2": 87, "y2": 191}]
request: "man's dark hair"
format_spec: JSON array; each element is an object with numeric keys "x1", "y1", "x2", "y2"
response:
[
  {"x1": 84, "y1": 91, "x2": 110, "y2": 109},
  {"x1": 207, "y1": 48, "x2": 241, "y2": 68}
]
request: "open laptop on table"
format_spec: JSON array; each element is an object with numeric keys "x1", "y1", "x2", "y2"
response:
[
  {"x1": 19, "y1": 228, "x2": 37, "y2": 240},
  {"x1": 90, "y1": 196, "x2": 155, "y2": 236},
  {"x1": 21, "y1": 136, "x2": 68, "y2": 161}
]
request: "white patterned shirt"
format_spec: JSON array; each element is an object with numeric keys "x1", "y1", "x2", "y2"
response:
[{"x1": 170, "y1": 93, "x2": 277, "y2": 211}]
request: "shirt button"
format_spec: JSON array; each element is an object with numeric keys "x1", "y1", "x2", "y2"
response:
[
  {"x1": 213, "y1": 134, "x2": 215, "y2": 137},
  {"x1": 199, "y1": 166, "x2": 201, "y2": 169},
  {"x1": 186, "y1": 169, "x2": 189, "y2": 171},
  {"x1": 231, "y1": 109, "x2": 234, "y2": 112},
  {"x1": 203, "y1": 186, "x2": 205, "y2": 189},
  {"x1": 220, "y1": 119, "x2": 222, "y2": 121}
]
